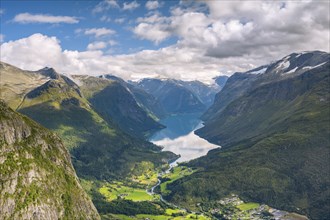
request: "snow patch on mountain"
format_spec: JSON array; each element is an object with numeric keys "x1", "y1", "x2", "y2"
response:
[
  {"x1": 283, "y1": 67, "x2": 298, "y2": 75},
  {"x1": 302, "y1": 61, "x2": 327, "y2": 70},
  {"x1": 248, "y1": 67, "x2": 267, "y2": 75},
  {"x1": 276, "y1": 58, "x2": 290, "y2": 71},
  {"x1": 295, "y1": 51, "x2": 308, "y2": 58}
]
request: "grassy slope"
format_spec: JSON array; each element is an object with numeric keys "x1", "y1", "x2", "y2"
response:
[
  {"x1": 0, "y1": 62, "x2": 49, "y2": 109},
  {"x1": 166, "y1": 66, "x2": 330, "y2": 219},
  {"x1": 1, "y1": 63, "x2": 179, "y2": 217},
  {"x1": 17, "y1": 78, "x2": 176, "y2": 180}
]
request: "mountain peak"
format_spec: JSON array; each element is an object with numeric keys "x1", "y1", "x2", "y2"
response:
[
  {"x1": 245, "y1": 51, "x2": 329, "y2": 78},
  {"x1": 37, "y1": 67, "x2": 60, "y2": 79},
  {"x1": 268, "y1": 50, "x2": 329, "y2": 76}
]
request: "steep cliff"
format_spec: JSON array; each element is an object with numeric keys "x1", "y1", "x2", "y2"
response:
[{"x1": 0, "y1": 100, "x2": 100, "y2": 220}]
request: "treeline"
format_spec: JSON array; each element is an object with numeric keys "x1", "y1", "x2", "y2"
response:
[{"x1": 94, "y1": 199, "x2": 164, "y2": 215}]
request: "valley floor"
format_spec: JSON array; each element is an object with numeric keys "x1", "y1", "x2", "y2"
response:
[{"x1": 81, "y1": 164, "x2": 308, "y2": 220}]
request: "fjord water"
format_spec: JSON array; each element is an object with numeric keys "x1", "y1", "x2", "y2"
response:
[{"x1": 150, "y1": 113, "x2": 220, "y2": 164}]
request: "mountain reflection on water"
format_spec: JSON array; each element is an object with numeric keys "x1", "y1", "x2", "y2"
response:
[{"x1": 150, "y1": 113, "x2": 220, "y2": 164}]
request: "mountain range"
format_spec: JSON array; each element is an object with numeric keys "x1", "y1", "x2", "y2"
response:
[
  {"x1": 0, "y1": 61, "x2": 180, "y2": 218},
  {"x1": 1, "y1": 61, "x2": 181, "y2": 174},
  {"x1": 0, "y1": 50, "x2": 329, "y2": 219},
  {"x1": 132, "y1": 78, "x2": 219, "y2": 114},
  {"x1": 164, "y1": 51, "x2": 330, "y2": 219}
]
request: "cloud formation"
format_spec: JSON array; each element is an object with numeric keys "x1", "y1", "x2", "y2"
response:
[
  {"x1": 13, "y1": 13, "x2": 79, "y2": 24},
  {"x1": 0, "y1": 34, "x2": 4, "y2": 42},
  {"x1": 1, "y1": 1, "x2": 329, "y2": 84},
  {"x1": 133, "y1": 1, "x2": 329, "y2": 61},
  {"x1": 87, "y1": 41, "x2": 107, "y2": 50},
  {"x1": 0, "y1": 34, "x2": 226, "y2": 83},
  {"x1": 114, "y1": 18, "x2": 126, "y2": 24},
  {"x1": 145, "y1": 1, "x2": 160, "y2": 10},
  {"x1": 133, "y1": 22, "x2": 171, "y2": 44},
  {"x1": 92, "y1": 0, "x2": 119, "y2": 13},
  {"x1": 108, "y1": 40, "x2": 118, "y2": 46},
  {"x1": 123, "y1": 1, "x2": 140, "y2": 11},
  {"x1": 77, "y1": 28, "x2": 116, "y2": 38}
]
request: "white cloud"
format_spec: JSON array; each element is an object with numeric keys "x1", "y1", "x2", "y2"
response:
[
  {"x1": 13, "y1": 13, "x2": 79, "y2": 24},
  {"x1": 0, "y1": 8, "x2": 5, "y2": 15},
  {"x1": 87, "y1": 41, "x2": 107, "y2": 50},
  {"x1": 133, "y1": 1, "x2": 330, "y2": 60},
  {"x1": 123, "y1": 1, "x2": 140, "y2": 11},
  {"x1": 83, "y1": 28, "x2": 116, "y2": 38},
  {"x1": 0, "y1": 34, "x2": 4, "y2": 42},
  {"x1": 146, "y1": 1, "x2": 160, "y2": 10},
  {"x1": 100, "y1": 15, "x2": 111, "y2": 22},
  {"x1": 114, "y1": 18, "x2": 126, "y2": 24},
  {"x1": 133, "y1": 22, "x2": 171, "y2": 44},
  {"x1": 108, "y1": 40, "x2": 118, "y2": 46},
  {"x1": 1, "y1": 1, "x2": 329, "y2": 84},
  {"x1": 93, "y1": 0, "x2": 119, "y2": 13},
  {"x1": 0, "y1": 34, "x2": 225, "y2": 83},
  {"x1": 0, "y1": 34, "x2": 64, "y2": 69}
]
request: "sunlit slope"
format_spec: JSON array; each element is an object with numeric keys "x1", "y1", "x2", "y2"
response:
[
  {"x1": 0, "y1": 62, "x2": 49, "y2": 109},
  {"x1": 1, "y1": 62, "x2": 176, "y2": 180}
]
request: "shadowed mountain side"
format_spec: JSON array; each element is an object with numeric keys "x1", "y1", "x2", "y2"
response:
[
  {"x1": 74, "y1": 75, "x2": 165, "y2": 139},
  {"x1": 89, "y1": 82, "x2": 165, "y2": 138},
  {"x1": 165, "y1": 51, "x2": 330, "y2": 219},
  {"x1": 103, "y1": 75, "x2": 166, "y2": 119},
  {"x1": 18, "y1": 90, "x2": 175, "y2": 180},
  {"x1": 133, "y1": 78, "x2": 208, "y2": 114}
]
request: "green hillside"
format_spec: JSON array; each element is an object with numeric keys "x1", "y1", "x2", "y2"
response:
[
  {"x1": 74, "y1": 75, "x2": 164, "y2": 138},
  {"x1": 0, "y1": 63, "x2": 177, "y2": 217},
  {"x1": 165, "y1": 57, "x2": 330, "y2": 219},
  {"x1": 11, "y1": 71, "x2": 176, "y2": 180}
]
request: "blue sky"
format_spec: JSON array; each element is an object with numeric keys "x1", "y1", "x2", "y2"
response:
[
  {"x1": 0, "y1": 0, "x2": 178, "y2": 53},
  {"x1": 0, "y1": 1, "x2": 329, "y2": 83}
]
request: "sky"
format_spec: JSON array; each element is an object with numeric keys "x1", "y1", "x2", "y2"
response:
[{"x1": 0, "y1": 0, "x2": 329, "y2": 83}]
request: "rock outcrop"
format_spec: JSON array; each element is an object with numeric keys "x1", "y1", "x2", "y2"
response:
[{"x1": 0, "y1": 100, "x2": 100, "y2": 220}]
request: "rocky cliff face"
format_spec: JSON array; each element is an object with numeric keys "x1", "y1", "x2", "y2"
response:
[{"x1": 0, "y1": 100, "x2": 100, "y2": 220}]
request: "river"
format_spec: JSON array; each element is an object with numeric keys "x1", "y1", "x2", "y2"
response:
[{"x1": 149, "y1": 113, "x2": 220, "y2": 165}]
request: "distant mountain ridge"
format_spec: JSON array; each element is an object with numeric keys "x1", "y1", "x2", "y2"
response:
[
  {"x1": 101, "y1": 75, "x2": 166, "y2": 120},
  {"x1": 213, "y1": 75, "x2": 229, "y2": 89},
  {"x1": 132, "y1": 78, "x2": 218, "y2": 115}
]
